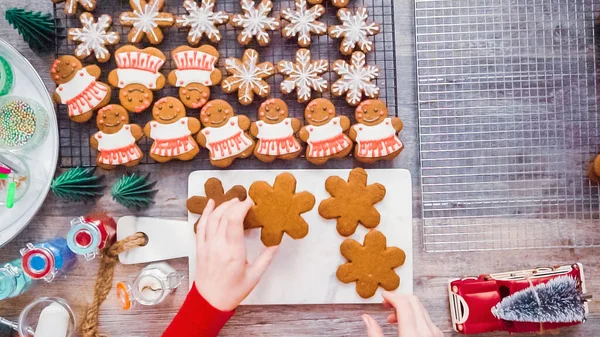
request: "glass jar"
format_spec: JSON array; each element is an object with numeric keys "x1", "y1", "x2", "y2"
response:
[
  {"x1": 18, "y1": 297, "x2": 75, "y2": 337},
  {"x1": 66, "y1": 214, "x2": 117, "y2": 260},
  {"x1": 20, "y1": 238, "x2": 77, "y2": 282},
  {"x1": 0, "y1": 150, "x2": 29, "y2": 208},
  {"x1": 0, "y1": 96, "x2": 49, "y2": 152},
  {"x1": 116, "y1": 262, "x2": 185, "y2": 310},
  {"x1": 0, "y1": 258, "x2": 33, "y2": 300}
]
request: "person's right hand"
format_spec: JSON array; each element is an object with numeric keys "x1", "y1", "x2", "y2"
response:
[{"x1": 362, "y1": 292, "x2": 443, "y2": 337}]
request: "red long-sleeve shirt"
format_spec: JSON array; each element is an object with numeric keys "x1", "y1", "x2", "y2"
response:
[{"x1": 162, "y1": 283, "x2": 234, "y2": 337}]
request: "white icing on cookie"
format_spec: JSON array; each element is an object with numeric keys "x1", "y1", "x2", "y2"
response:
[
  {"x1": 222, "y1": 49, "x2": 274, "y2": 105},
  {"x1": 149, "y1": 117, "x2": 197, "y2": 156},
  {"x1": 278, "y1": 49, "x2": 328, "y2": 103},
  {"x1": 202, "y1": 116, "x2": 253, "y2": 160},
  {"x1": 172, "y1": 49, "x2": 218, "y2": 87},
  {"x1": 95, "y1": 126, "x2": 142, "y2": 165},
  {"x1": 281, "y1": 0, "x2": 326, "y2": 47},
  {"x1": 231, "y1": 0, "x2": 280, "y2": 45},
  {"x1": 120, "y1": 0, "x2": 174, "y2": 42},
  {"x1": 329, "y1": 7, "x2": 380, "y2": 54},
  {"x1": 255, "y1": 118, "x2": 301, "y2": 156},
  {"x1": 56, "y1": 69, "x2": 109, "y2": 117},
  {"x1": 176, "y1": 0, "x2": 229, "y2": 43},
  {"x1": 58, "y1": 0, "x2": 96, "y2": 16},
  {"x1": 353, "y1": 118, "x2": 403, "y2": 158},
  {"x1": 69, "y1": 13, "x2": 120, "y2": 61},
  {"x1": 332, "y1": 51, "x2": 380, "y2": 106}
]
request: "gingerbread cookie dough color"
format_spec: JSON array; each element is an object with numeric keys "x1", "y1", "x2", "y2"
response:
[
  {"x1": 68, "y1": 13, "x2": 120, "y2": 63},
  {"x1": 196, "y1": 100, "x2": 255, "y2": 168},
  {"x1": 328, "y1": 7, "x2": 380, "y2": 55},
  {"x1": 250, "y1": 99, "x2": 302, "y2": 163},
  {"x1": 51, "y1": 55, "x2": 111, "y2": 123},
  {"x1": 231, "y1": 0, "x2": 280, "y2": 46},
  {"x1": 350, "y1": 99, "x2": 403, "y2": 163},
  {"x1": 144, "y1": 97, "x2": 201, "y2": 162},
  {"x1": 90, "y1": 105, "x2": 144, "y2": 170},
  {"x1": 53, "y1": 0, "x2": 96, "y2": 16},
  {"x1": 298, "y1": 99, "x2": 352, "y2": 165},
  {"x1": 222, "y1": 49, "x2": 274, "y2": 105},
  {"x1": 281, "y1": 0, "x2": 327, "y2": 48},
  {"x1": 120, "y1": 0, "x2": 174, "y2": 44}
]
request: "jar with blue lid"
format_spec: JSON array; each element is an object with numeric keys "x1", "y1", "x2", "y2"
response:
[{"x1": 20, "y1": 238, "x2": 76, "y2": 282}]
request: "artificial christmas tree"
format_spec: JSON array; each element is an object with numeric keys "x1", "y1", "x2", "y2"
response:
[
  {"x1": 5, "y1": 8, "x2": 58, "y2": 52},
  {"x1": 51, "y1": 167, "x2": 105, "y2": 202},
  {"x1": 111, "y1": 173, "x2": 156, "y2": 210}
]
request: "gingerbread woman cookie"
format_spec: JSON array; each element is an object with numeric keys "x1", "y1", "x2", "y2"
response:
[
  {"x1": 328, "y1": 7, "x2": 380, "y2": 55},
  {"x1": 244, "y1": 173, "x2": 316, "y2": 247},
  {"x1": 281, "y1": 0, "x2": 327, "y2": 48},
  {"x1": 222, "y1": 49, "x2": 275, "y2": 105},
  {"x1": 298, "y1": 98, "x2": 352, "y2": 165},
  {"x1": 52, "y1": 0, "x2": 96, "y2": 16},
  {"x1": 231, "y1": 0, "x2": 280, "y2": 46},
  {"x1": 250, "y1": 99, "x2": 302, "y2": 163},
  {"x1": 187, "y1": 178, "x2": 248, "y2": 232},
  {"x1": 120, "y1": 0, "x2": 174, "y2": 44},
  {"x1": 349, "y1": 99, "x2": 403, "y2": 163},
  {"x1": 337, "y1": 230, "x2": 406, "y2": 298},
  {"x1": 68, "y1": 13, "x2": 120, "y2": 63},
  {"x1": 196, "y1": 99, "x2": 255, "y2": 168},
  {"x1": 332, "y1": 51, "x2": 380, "y2": 106},
  {"x1": 176, "y1": 0, "x2": 229, "y2": 44},
  {"x1": 90, "y1": 104, "x2": 144, "y2": 170},
  {"x1": 277, "y1": 48, "x2": 328, "y2": 103},
  {"x1": 109, "y1": 46, "x2": 167, "y2": 113},
  {"x1": 51, "y1": 55, "x2": 111, "y2": 123},
  {"x1": 168, "y1": 45, "x2": 222, "y2": 109},
  {"x1": 319, "y1": 168, "x2": 386, "y2": 236},
  {"x1": 143, "y1": 97, "x2": 201, "y2": 163}
]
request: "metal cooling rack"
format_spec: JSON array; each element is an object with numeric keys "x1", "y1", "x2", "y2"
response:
[
  {"x1": 416, "y1": 0, "x2": 600, "y2": 252},
  {"x1": 53, "y1": 0, "x2": 398, "y2": 167}
]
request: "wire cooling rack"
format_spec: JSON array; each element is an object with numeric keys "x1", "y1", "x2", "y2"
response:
[
  {"x1": 416, "y1": 0, "x2": 600, "y2": 252},
  {"x1": 53, "y1": 0, "x2": 398, "y2": 167}
]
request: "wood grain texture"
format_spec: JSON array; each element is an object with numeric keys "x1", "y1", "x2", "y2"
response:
[{"x1": 0, "y1": 0, "x2": 599, "y2": 337}]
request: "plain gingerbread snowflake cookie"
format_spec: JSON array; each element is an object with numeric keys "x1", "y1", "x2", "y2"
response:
[
  {"x1": 176, "y1": 0, "x2": 229, "y2": 44},
  {"x1": 119, "y1": 0, "x2": 175, "y2": 44},
  {"x1": 222, "y1": 49, "x2": 275, "y2": 105},
  {"x1": 68, "y1": 13, "x2": 120, "y2": 63},
  {"x1": 332, "y1": 51, "x2": 380, "y2": 106},
  {"x1": 328, "y1": 7, "x2": 380, "y2": 55},
  {"x1": 277, "y1": 48, "x2": 328, "y2": 103},
  {"x1": 281, "y1": 0, "x2": 327, "y2": 48},
  {"x1": 231, "y1": 0, "x2": 280, "y2": 46}
]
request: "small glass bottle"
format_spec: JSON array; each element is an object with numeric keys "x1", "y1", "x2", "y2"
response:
[
  {"x1": 20, "y1": 238, "x2": 77, "y2": 282},
  {"x1": 0, "y1": 258, "x2": 33, "y2": 300},
  {"x1": 116, "y1": 262, "x2": 185, "y2": 311},
  {"x1": 66, "y1": 214, "x2": 117, "y2": 260}
]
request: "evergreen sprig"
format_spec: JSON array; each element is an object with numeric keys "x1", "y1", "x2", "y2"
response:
[
  {"x1": 51, "y1": 167, "x2": 105, "y2": 202},
  {"x1": 111, "y1": 173, "x2": 157, "y2": 210},
  {"x1": 5, "y1": 8, "x2": 58, "y2": 52}
]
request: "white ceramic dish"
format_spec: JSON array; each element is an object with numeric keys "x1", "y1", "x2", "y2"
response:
[{"x1": 0, "y1": 38, "x2": 58, "y2": 246}]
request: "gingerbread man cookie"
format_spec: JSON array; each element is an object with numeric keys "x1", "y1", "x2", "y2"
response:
[
  {"x1": 319, "y1": 168, "x2": 386, "y2": 236},
  {"x1": 589, "y1": 154, "x2": 600, "y2": 183},
  {"x1": 68, "y1": 13, "x2": 120, "y2": 63},
  {"x1": 328, "y1": 7, "x2": 380, "y2": 55},
  {"x1": 168, "y1": 45, "x2": 222, "y2": 109},
  {"x1": 52, "y1": 0, "x2": 96, "y2": 16},
  {"x1": 337, "y1": 230, "x2": 406, "y2": 298},
  {"x1": 349, "y1": 99, "x2": 403, "y2": 163},
  {"x1": 143, "y1": 97, "x2": 201, "y2": 163},
  {"x1": 196, "y1": 99, "x2": 255, "y2": 168},
  {"x1": 277, "y1": 48, "x2": 328, "y2": 103},
  {"x1": 176, "y1": 0, "x2": 229, "y2": 44},
  {"x1": 120, "y1": 0, "x2": 175, "y2": 44},
  {"x1": 231, "y1": 0, "x2": 280, "y2": 46},
  {"x1": 332, "y1": 51, "x2": 380, "y2": 106},
  {"x1": 250, "y1": 99, "x2": 302, "y2": 163},
  {"x1": 51, "y1": 55, "x2": 111, "y2": 123},
  {"x1": 298, "y1": 98, "x2": 352, "y2": 165},
  {"x1": 109, "y1": 46, "x2": 167, "y2": 113},
  {"x1": 90, "y1": 105, "x2": 144, "y2": 170},
  {"x1": 281, "y1": 0, "x2": 327, "y2": 48},
  {"x1": 222, "y1": 49, "x2": 275, "y2": 105},
  {"x1": 244, "y1": 173, "x2": 316, "y2": 247}
]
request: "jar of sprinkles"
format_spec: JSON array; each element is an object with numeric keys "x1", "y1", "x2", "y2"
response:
[{"x1": 0, "y1": 96, "x2": 48, "y2": 151}]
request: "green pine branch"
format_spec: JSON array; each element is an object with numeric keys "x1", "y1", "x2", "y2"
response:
[
  {"x1": 5, "y1": 8, "x2": 59, "y2": 52},
  {"x1": 111, "y1": 173, "x2": 157, "y2": 210},
  {"x1": 51, "y1": 167, "x2": 105, "y2": 202}
]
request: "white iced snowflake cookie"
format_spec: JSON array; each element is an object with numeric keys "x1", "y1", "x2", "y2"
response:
[
  {"x1": 328, "y1": 7, "x2": 380, "y2": 55},
  {"x1": 231, "y1": 0, "x2": 280, "y2": 46},
  {"x1": 176, "y1": 0, "x2": 229, "y2": 44},
  {"x1": 332, "y1": 51, "x2": 380, "y2": 106},
  {"x1": 281, "y1": 0, "x2": 327, "y2": 47},
  {"x1": 307, "y1": 0, "x2": 350, "y2": 8},
  {"x1": 222, "y1": 49, "x2": 275, "y2": 105},
  {"x1": 68, "y1": 13, "x2": 120, "y2": 63},
  {"x1": 277, "y1": 48, "x2": 328, "y2": 103},
  {"x1": 120, "y1": 0, "x2": 175, "y2": 44}
]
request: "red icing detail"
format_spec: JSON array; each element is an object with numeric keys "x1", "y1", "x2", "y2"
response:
[
  {"x1": 98, "y1": 134, "x2": 102, "y2": 138},
  {"x1": 208, "y1": 131, "x2": 250, "y2": 160},
  {"x1": 230, "y1": 121, "x2": 235, "y2": 126},
  {"x1": 151, "y1": 135, "x2": 197, "y2": 157},
  {"x1": 125, "y1": 125, "x2": 130, "y2": 131},
  {"x1": 257, "y1": 135, "x2": 300, "y2": 156},
  {"x1": 285, "y1": 120, "x2": 289, "y2": 125},
  {"x1": 65, "y1": 80, "x2": 109, "y2": 117},
  {"x1": 308, "y1": 133, "x2": 351, "y2": 158},
  {"x1": 98, "y1": 143, "x2": 142, "y2": 165},
  {"x1": 204, "y1": 130, "x2": 210, "y2": 135},
  {"x1": 333, "y1": 120, "x2": 338, "y2": 125}
]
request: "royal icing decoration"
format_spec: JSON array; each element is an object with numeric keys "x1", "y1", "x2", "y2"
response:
[
  {"x1": 328, "y1": 7, "x2": 380, "y2": 55},
  {"x1": 54, "y1": 0, "x2": 95, "y2": 16},
  {"x1": 231, "y1": 0, "x2": 280, "y2": 46},
  {"x1": 202, "y1": 116, "x2": 253, "y2": 160},
  {"x1": 68, "y1": 13, "x2": 120, "y2": 62},
  {"x1": 114, "y1": 50, "x2": 165, "y2": 88},
  {"x1": 281, "y1": 0, "x2": 326, "y2": 47},
  {"x1": 222, "y1": 49, "x2": 274, "y2": 105},
  {"x1": 332, "y1": 51, "x2": 380, "y2": 106},
  {"x1": 149, "y1": 117, "x2": 197, "y2": 157},
  {"x1": 278, "y1": 48, "x2": 328, "y2": 103},
  {"x1": 120, "y1": 0, "x2": 174, "y2": 44},
  {"x1": 172, "y1": 49, "x2": 218, "y2": 87},
  {"x1": 176, "y1": 0, "x2": 229, "y2": 44},
  {"x1": 56, "y1": 68, "x2": 109, "y2": 117},
  {"x1": 306, "y1": 117, "x2": 351, "y2": 158},
  {"x1": 353, "y1": 118, "x2": 402, "y2": 158},
  {"x1": 95, "y1": 125, "x2": 143, "y2": 165},
  {"x1": 255, "y1": 118, "x2": 301, "y2": 156}
]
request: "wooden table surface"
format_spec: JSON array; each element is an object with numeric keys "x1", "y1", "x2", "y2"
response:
[{"x1": 1, "y1": 1, "x2": 599, "y2": 336}]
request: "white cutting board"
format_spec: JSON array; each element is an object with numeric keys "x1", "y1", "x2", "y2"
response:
[{"x1": 188, "y1": 169, "x2": 413, "y2": 305}]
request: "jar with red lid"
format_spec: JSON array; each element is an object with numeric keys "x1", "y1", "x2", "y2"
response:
[{"x1": 66, "y1": 213, "x2": 117, "y2": 260}]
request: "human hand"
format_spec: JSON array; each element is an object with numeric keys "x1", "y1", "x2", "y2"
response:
[
  {"x1": 362, "y1": 292, "x2": 443, "y2": 337},
  {"x1": 194, "y1": 198, "x2": 278, "y2": 312}
]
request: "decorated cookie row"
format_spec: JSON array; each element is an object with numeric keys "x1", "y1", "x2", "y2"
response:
[
  {"x1": 62, "y1": 0, "x2": 378, "y2": 56},
  {"x1": 90, "y1": 97, "x2": 403, "y2": 169}
]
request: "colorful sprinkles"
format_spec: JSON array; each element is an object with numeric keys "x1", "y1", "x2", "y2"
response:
[{"x1": 0, "y1": 99, "x2": 37, "y2": 148}]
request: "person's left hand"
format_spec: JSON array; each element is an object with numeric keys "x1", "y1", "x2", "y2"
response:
[{"x1": 194, "y1": 198, "x2": 278, "y2": 312}]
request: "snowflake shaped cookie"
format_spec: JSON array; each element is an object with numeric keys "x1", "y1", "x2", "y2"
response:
[
  {"x1": 328, "y1": 7, "x2": 380, "y2": 55},
  {"x1": 222, "y1": 49, "x2": 275, "y2": 105},
  {"x1": 176, "y1": 0, "x2": 229, "y2": 44},
  {"x1": 277, "y1": 49, "x2": 328, "y2": 103},
  {"x1": 308, "y1": 0, "x2": 350, "y2": 8},
  {"x1": 231, "y1": 0, "x2": 280, "y2": 46},
  {"x1": 68, "y1": 13, "x2": 120, "y2": 63},
  {"x1": 120, "y1": 0, "x2": 174, "y2": 44},
  {"x1": 281, "y1": 0, "x2": 327, "y2": 47},
  {"x1": 332, "y1": 51, "x2": 380, "y2": 106},
  {"x1": 52, "y1": 0, "x2": 96, "y2": 16}
]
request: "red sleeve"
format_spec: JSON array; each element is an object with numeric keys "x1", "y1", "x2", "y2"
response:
[{"x1": 162, "y1": 283, "x2": 235, "y2": 337}]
